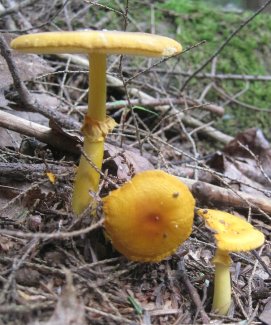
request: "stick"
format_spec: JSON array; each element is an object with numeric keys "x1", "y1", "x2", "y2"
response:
[
  {"x1": 181, "y1": 0, "x2": 271, "y2": 91},
  {"x1": 181, "y1": 177, "x2": 271, "y2": 216},
  {"x1": 58, "y1": 54, "x2": 231, "y2": 144},
  {"x1": 106, "y1": 97, "x2": 224, "y2": 116},
  {"x1": 0, "y1": 35, "x2": 80, "y2": 130},
  {"x1": 0, "y1": 110, "x2": 80, "y2": 154},
  {"x1": 0, "y1": 162, "x2": 73, "y2": 181},
  {"x1": 178, "y1": 260, "x2": 210, "y2": 324}
]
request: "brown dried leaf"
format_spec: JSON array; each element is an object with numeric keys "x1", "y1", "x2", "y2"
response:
[
  {"x1": 207, "y1": 152, "x2": 270, "y2": 197},
  {"x1": 259, "y1": 298, "x2": 271, "y2": 325},
  {"x1": 0, "y1": 126, "x2": 22, "y2": 149},
  {"x1": 0, "y1": 33, "x2": 53, "y2": 89},
  {"x1": 40, "y1": 272, "x2": 86, "y2": 325},
  {"x1": 104, "y1": 143, "x2": 154, "y2": 180},
  {"x1": 0, "y1": 185, "x2": 46, "y2": 219},
  {"x1": 203, "y1": 128, "x2": 271, "y2": 198},
  {"x1": 0, "y1": 236, "x2": 14, "y2": 252},
  {"x1": 224, "y1": 128, "x2": 269, "y2": 157}
]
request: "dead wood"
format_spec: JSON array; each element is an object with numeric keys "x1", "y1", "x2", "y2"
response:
[
  {"x1": 106, "y1": 97, "x2": 225, "y2": 116},
  {"x1": 58, "y1": 54, "x2": 232, "y2": 144},
  {"x1": 0, "y1": 162, "x2": 74, "y2": 181},
  {"x1": 181, "y1": 177, "x2": 271, "y2": 216},
  {"x1": 0, "y1": 109, "x2": 80, "y2": 154}
]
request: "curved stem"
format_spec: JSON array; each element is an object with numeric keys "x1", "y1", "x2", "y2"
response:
[
  {"x1": 212, "y1": 250, "x2": 232, "y2": 315},
  {"x1": 72, "y1": 54, "x2": 107, "y2": 214}
]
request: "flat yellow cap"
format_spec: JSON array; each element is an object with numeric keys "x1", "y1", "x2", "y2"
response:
[
  {"x1": 197, "y1": 209, "x2": 265, "y2": 252},
  {"x1": 11, "y1": 30, "x2": 182, "y2": 57},
  {"x1": 103, "y1": 170, "x2": 195, "y2": 262}
]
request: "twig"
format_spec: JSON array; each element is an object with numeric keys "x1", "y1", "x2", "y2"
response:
[
  {"x1": 247, "y1": 246, "x2": 263, "y2": 318},
  {"x1": 0, "y1": 162, "x2": 73, "y2": 181},
  {"x1": 106, "y1": 97, "x2": 224, "y2": 116},
  {"x1": 181, "y1": 177, "x2": 271, "y2": 218},
  {"x1": 0, "y1": 109, "x2": 80, "y2": 154},
  {"x1": 0, "y1": 301, "x2": 55, "y2": 313},
  {"x1": 0, "y1": 34, "x2": 79, "y2": 130},
  {"x1": 125, "y1": 40, "x2": 206, "y2": 85},
  {"x1": 180, "y1": 0, "x2": 271, "y2": 91},
  {"x1": 126, "y1": 68, "x2": 271, "y2": 82},
  {"x1": 213, "y1": 83, "x2": 271, "y2": 112},
  {"x1": 178, "y1": 260, "x2": 210, "y2": 324},
  {"x1": 251, "y1": 250, "x2": 271, "y2": 277},
  {"x1": 0, "y1": 0, "x2": 35, "y2": 18},
  {"x1": 0, "y1": 219, "x2": 104, "y2": 239},
  {"x1": 0, "y1": 239, "x2": 39, "y2": 304},
  {"x1": 85, "y1": 306, "x2": 135, "y2": 324}
]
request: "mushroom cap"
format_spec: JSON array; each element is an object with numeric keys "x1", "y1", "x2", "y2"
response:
[
  {"x1": 197, "y1": 209, "x2": 265, "y2": 252},
  {"x1": 11, "y1": 30, "x2": 182, "y2": 57},
  {"x1": 103, "y1": 170, "x2": 195, "y2": 262}
]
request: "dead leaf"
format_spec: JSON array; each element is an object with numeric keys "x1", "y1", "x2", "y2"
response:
[
  {"x1": 0, "y1": 185, "x2": 46, "y2": 220},
  {"x1": 0, "y1": 33, "x2": 53, "y2": 90},
  {"x1": 0, "y1": 236, "x2": 14, "y2": 252},
  {"x1": 35, "y1": 271, "x2": 86, "y2": 325},
  {"x1": 0, "y1": 126, "x2": 22, "y2": 149},
  {"x1": 104, "y1": 143, "x2": 154, "y2": 180},
  {"x1": 224, "y1": 128, "x2": 269, "y2": 157},
  {"x1": 46, "y1": 172, "x2": 56, "y2": 184},
  {"x1": 207, "y1": 152, "x2": 270, "y2": 196},
  {"x1": 259, "y1": 298, "x2": 271, "y2": 325}
]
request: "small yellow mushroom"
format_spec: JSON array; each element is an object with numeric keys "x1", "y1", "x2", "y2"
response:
[{"x1": 197, "y1": 208, "x2": 265, "y2": 315}]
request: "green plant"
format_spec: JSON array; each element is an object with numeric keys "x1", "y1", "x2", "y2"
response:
[{"x1": 158, "y1": 0, "x2": 271, "y2": 138}]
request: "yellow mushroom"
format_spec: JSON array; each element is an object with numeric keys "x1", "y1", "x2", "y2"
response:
[
  {"x1": 11, "y1": 31, "x2": 182, "y2": 215},
  {"x1": 103, "y1": 170, "x2": 195, "y2": 262},
  {"x1": 197, "y1": 208, "x2": 265, "y2": 315}
]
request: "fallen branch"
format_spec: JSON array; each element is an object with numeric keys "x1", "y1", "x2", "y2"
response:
[
  {"x1": 0, "y1": 219, "x2": 104, "y2": 239},
  {"x1": 0, "y1": 162, "x2": 74, "y2": 181},
  {"x1": 58, "y1": 54, "x2": 231, "y2": 144},
  {"x1": 0, "y1": 109, "x2": 80, "y2": 154},
  {"x1": 106, "y1": 97, "x2": 224, "y2": 116},
  {"x1": 181, "y1": 177, "x2": 271, "y2": 217},
  {"x1": 126, "y1": 67, "x2": 271, "y2": 83},
  {"x1": 178, "y1": 260, "x2": 210, "y2": 324}
]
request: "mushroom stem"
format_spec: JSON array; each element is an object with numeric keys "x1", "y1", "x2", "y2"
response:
[
  {"x1": 212, "y1": 250, "x2": 232, "y2": 315},
  {"x1": 88, "y1": 53, "x2": 107, "y2": 120},
  {"x1": 72, "y1": 54, "x2": 107, "y2": 214}
]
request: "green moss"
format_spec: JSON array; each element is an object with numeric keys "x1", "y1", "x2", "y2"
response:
[{"x1": 158, "y1": 0, "x2": 271, "y2": 138}]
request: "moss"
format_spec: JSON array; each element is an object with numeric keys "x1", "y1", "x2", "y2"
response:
[{"x1": 158, "y1": 0, "x2": 271, "y2": 138}]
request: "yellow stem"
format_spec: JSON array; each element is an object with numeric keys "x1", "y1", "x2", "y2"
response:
[
  {"x1": 212, "y1": 250, "x2": 232, "y2": 315},
  {"x1": 88, "y1": 53, "x2": 107, "y2": 121},
  {"x1": 72, "y1": 54, "x2": 107, "y2": 215}
]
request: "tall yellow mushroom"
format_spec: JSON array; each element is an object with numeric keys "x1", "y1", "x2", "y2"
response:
[
  {"x1": 11, "y1": 31, "x2": 182, "y2": 214},
  {"x1": 197, "y1": 209, "x2": 265, "y2": 315}
]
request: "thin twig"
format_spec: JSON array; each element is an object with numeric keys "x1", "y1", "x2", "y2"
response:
[
  {"x1": 178, "y1": 260, "x2": 210, "y2": 324},
  {"x1": 0, "y1": 219, "x2": 104, "y2": 239},
  {"x1": 0, "y1": 34, "x2": 79, "y2": 130},
  {"x1": 180, "y1": 0, "x2": 271, "y2": 91}
]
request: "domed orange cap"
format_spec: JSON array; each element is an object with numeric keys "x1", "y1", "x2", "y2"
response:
[
  {"x1": 103, "y1": 170, "x2": 195, "y2": 262},
  {"x1": 197, "y1": 209, "x2": 265, "y2": 252}
]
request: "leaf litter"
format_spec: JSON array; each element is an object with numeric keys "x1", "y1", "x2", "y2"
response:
[{"x1": 0, "y1": 2, "x2": 270, "y2": 325}]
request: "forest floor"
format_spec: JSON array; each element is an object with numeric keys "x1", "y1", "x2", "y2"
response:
[{"x1": 0, "y1": 1, "x2": 270, "y2": 324}]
